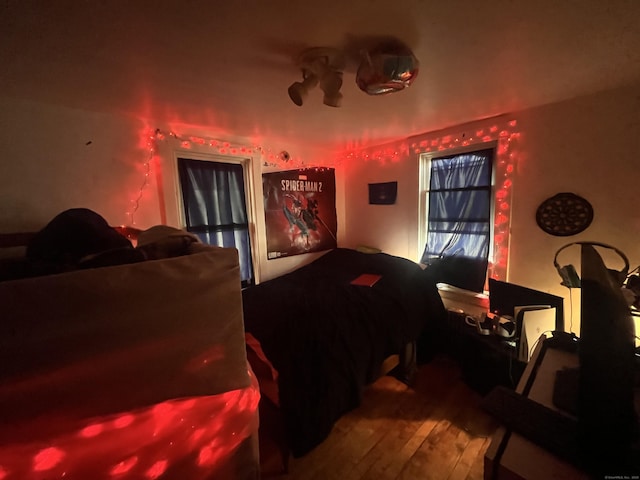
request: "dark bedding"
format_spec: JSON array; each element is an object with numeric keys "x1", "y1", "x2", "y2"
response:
[{"x1": 242, "y1": 248, "x2": 446, "y2": 457}]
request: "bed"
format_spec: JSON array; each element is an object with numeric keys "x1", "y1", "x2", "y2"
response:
[{"x1": 242, "y1": 247, "x2": 447, "y2": 460}]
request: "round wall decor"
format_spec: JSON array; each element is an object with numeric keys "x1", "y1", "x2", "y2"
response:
[{"x1": 535, "y1": 192, "x2": 593, "y2": 236}]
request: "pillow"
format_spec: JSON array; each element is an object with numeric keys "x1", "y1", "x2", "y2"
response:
[{"x1": 136, "y1": 225, "x2": 201, "y2": 260}]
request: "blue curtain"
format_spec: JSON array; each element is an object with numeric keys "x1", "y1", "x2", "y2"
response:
[
  {"x1": 178, "y1": 158, "x2": 254, "y2": 285},
  {"x1": 420, "y1": 149, "x2": 493, "y2": 291}
]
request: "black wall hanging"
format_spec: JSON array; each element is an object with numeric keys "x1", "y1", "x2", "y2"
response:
[
  {"x1": 536, "y1": 192, "x2": 593, "y2": 236},
  {"x1": 368, "y1": 181, "x2": 397, "y2": 205}
]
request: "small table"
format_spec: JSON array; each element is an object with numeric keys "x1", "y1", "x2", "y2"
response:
[{"x1": 483, "y1": 338, "x2": 589, "y2": 479}]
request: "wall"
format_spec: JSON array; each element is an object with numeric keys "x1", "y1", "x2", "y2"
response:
[
  {"x1": 0, "y1": 97, "x2": 156, "y2": 232},
  {"x1": 342, "y1": 82, "x2": 640, "y2": 335},
  {"x1": 0, "y1": 96, "x2": 343, "y2": 281},
  {"x1": 340, "y1": 146, "x2": 422, "y2": 259}
]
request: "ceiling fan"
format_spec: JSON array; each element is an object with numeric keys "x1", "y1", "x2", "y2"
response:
[{"x1": 287, "y1": 37, "x2": 419, "y2": 107}]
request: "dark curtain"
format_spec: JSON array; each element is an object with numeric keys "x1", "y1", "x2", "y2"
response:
[
  {"x1": 420, "y1": 149, "x2": 493, "y2": 291},
  {"x1": 178, "y1": 158, "x2": 254, "y2": 285}
]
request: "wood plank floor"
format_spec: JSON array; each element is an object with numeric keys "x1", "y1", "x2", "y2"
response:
[{"x1": 260, "y1": 356, "x2": 498, "y2": 480}]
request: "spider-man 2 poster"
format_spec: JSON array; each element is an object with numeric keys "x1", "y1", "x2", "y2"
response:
[{"x1": 263, "y1": 168, "x2": 337, "y2": 259}]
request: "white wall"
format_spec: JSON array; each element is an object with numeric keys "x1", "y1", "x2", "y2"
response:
[
  {"x1": 340, "y1": 144, "x2": 422, "y2": 259},
  {"x1": 0, "y1": 96, "x2": 344, "y2": 281},
  {"x1": 0, "y1": 97, "x2": 159, "y2": 231},
  {"x1": 342, "y1": 82, "x2": 640, "y2": 335}
]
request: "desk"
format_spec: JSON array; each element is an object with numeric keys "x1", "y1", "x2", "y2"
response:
[{"x1": 484, "y1": 339, "x2": 590, "y2": 480}]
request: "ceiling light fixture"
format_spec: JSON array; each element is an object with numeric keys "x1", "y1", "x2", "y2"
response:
[
  {"x1": 288, "y1": 70, "x2": 319, "y2": 106},
  {"x1": 288, "y1": 48, "x2": 345, "y2": 108},
  {"x1": 288, "y1": 40, "x2": 419, "y2": 107},
  {"x1": 319, "y1": 69, "x2": 343, "y2": 107}
]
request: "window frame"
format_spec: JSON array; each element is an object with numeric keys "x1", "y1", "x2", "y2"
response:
[
  {"x1": 170, "y1": 149, "x2": 260, "y2": 284},
  {"x1": 418, "y1": 143, "x2": 498, "y2": 286}
]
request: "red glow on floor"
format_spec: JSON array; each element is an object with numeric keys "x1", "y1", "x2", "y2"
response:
[{"x1": 33, "y1": 447, "x2": 64, "y2": 471}]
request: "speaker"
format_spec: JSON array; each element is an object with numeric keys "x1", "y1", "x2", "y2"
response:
[{"x1": 554, "y1": 241, "x2": 630, "y2": 288}]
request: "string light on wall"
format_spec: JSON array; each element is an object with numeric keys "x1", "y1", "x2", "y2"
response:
[
  {"x1": 262, "y1": 149, "x2": 307, "y2": 169},
  {"x1": 155, "y1": 130, "x2": 309, "y2": 167},
  {"x1": 340, "y1": 118, "x2": 520, "y2": 281},
  {"x1": 491, "y1": 123, "x2": 519, "y2": 281},
  {"x1": 127, "y1": 129, "x2": 308, "y2": 225},
  {"x1": 160, "y1": 130, "x2": 261, "y2": 157},
  {"x1": 126, "y1": 129, "x2": 157, "y2": 226}
]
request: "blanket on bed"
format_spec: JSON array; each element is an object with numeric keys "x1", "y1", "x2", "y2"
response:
[{"x1": 242, "y1": 248, "x2": 446, "y2": 457}]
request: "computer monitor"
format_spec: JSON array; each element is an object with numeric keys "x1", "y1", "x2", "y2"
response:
[{"x1": 488, "y1": 278, "x2": 565, "y2": 332}]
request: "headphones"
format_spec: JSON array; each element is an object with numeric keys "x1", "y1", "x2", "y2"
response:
[{"x1": 554, "y1": 241, "x2": 630, "y2": 288}]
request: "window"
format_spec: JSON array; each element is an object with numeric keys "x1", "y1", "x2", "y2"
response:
[
  {"x1": 177, "y1": 157, "x2": 255, "y2": 286},
  {"x1": 419, "y1": 147, "x2": 494, "y2": 292}
]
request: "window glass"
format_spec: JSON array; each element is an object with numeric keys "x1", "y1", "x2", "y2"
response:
[
  {"x1": 178, "y1": 158, "x2": 254, "y2": 286},
  {"x1": 420, "y1": 148, "x2": 494, "y2": 292}
]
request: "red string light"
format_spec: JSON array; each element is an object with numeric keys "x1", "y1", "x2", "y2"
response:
[
  {"x1": 339, "y1": 118, "x2": 520, "y2": 281},
  {"x1": 127, "y1": 122, "x2": 520, "y2": 279},
  {"x1": 126, "y1": 130, "x2": 157, "y2": 226},
  {"x1": 127, "y1": 129, "x2": 311, "y2": 225}
]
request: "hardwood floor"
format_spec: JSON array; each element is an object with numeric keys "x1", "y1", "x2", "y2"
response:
[{"x1": 260, "y1": 356, "x2": 498, "y2": 480}]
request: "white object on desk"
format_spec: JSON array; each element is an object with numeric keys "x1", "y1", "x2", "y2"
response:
[{"x1": 515, "y1": 306, "x2": 556, "y2": 362}]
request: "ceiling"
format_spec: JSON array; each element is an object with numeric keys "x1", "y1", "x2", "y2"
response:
[{"x1": 2, "y1": 0, "x2": 640, "y2": 151}]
